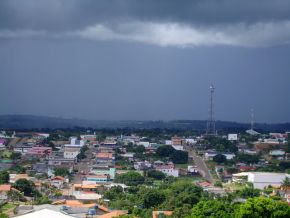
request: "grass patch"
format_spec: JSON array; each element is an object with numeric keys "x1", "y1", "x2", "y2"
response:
[
  {"x1": 1, "y1": 203, "x2": 15, "y2": 211},
  {"x1": 1, "y1": 151, "x2": 12, "y2": 158},
  {"x1": 223, "y1": 182, "x2": 247, "y2": 191},
  {"x1": 175, "y1": 164, "x2": 188, "y2": 169}
]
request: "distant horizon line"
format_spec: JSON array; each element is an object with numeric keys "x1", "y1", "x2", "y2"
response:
[{"x1": 0, "y1": 113, "x2": 289, "y2": 125}]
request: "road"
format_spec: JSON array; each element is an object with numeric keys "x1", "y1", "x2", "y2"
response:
[
  {"x1": 72, "y1": 145, "x2": 96, "y2": 183},
  {"x1": 185, "y1": 145, "x2": 213, "y2": 183}
]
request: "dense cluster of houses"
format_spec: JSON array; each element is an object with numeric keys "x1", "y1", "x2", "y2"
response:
[{"x1": 0, "y1": 129, "x2": 290, "y2": 217}]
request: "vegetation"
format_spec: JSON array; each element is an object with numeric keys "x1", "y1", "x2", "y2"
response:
[
  {"x1": 115, "y1": 172, "x2": 145, "y2": 186},
  {"x1": 234, "y1": 187, "x2": 260, "y2": 199},
  {"x1": 12, "y1": 179, "x2": 35, "y2": 197},
  {"x1": 0, "y1": 171, "x2": 9, "y2": 184},
  {"x1": 207, "y1": 137, "x2": 238, "y2": 153},
  {"x1": 236, "y1": 154, "x2": 260, "y2": 164},
  {"x1": 77, "y1": 145, "x2": 88, "y2": 160},
  {"x1": 147, "y1": 170, "x2": 166, "y2": 180},
  {"x1": 156, "y1": 145, "x2": 188, "y2": 164},
  {"x1": 213, "y1": 154, "x2": 227, "y2": 164},
  {"x1": 53, "y1": 168, "x2": 70, "y2": 177}
]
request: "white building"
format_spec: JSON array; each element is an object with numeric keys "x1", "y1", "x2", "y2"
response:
[
  {"x1": 63, "y1": 137, "x2": 85, "y2": 148},
  {"x1": 223, "y1": 153, "x2": 236, "y2": 160},
  {"x1": 232, "y1": 172, "x2": 290, "y2": 190},
  {"x1": 15, "y1": 208, "x2": 74, "y2": 218},
  {"x1": 269, "y1": 149, "x2": 285, "y2": 156},
  {"x1": 204, "y1": 152, "x2": 235, "y2": 160},
  {"x1": 165, "y1": 140, "x2": 172, "y2": 145},
  {"x1": 64, "y1": 146, "x2": 81, "y2": 159},
  {"x1": 172, "y1": 145, "x2": 184, "y2": 151},
  {"x1": 137, "y1": 141, "x2": 150, "y2": 148},
  {"x1": 155, "y1": 165, "x2": 179, "y2": 177},
  {"x1": 185, "y1": 138, "x2": 197, "y2": 144},
  {"x1": 228, "y1": 134, "x2": 238, "y2": 141}
]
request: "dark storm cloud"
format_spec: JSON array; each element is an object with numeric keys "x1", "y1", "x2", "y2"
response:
[
  {"x1": 1, "y1": 0, "x2": 290, "y2": 31},
  {"x1": 0, "y1": 1, "x2": 290, "y2": 123},
  {"x1": 0, "y1": 0, "x2": 290, "y2": 47}
]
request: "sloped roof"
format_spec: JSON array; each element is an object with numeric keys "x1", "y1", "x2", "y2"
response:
[
  {"x1": 97, "y1": 210, "x2": 127, "y2": 218},
  {"x1": 14, "y1": 208, "x2": 74, "y2": 218}
]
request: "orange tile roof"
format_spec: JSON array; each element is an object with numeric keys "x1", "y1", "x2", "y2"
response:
[
  {"x1": 98, "y1": 210, "x2": 127, "y2": 218},
  {"x1": 0, "y1": 185, "x2": 11, "y2": 191},
  {"x1": 73, "y1": 184, "x2": 101, "y2": 189},
  {"x1": 98, "y1": 205, "x2": 110, "y2": 213},
  {"x1": 65, "y1": 200, "x2": 95, "y2": 208},
  {"x1": 53, "y1": 176, "x2": 65, "y2": 181},
  {"x1": 96, "y1": 152, "x2": 113, "y2": 159}
]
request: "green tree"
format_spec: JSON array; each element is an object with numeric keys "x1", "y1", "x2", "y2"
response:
[
  {"x1": 170, "y1": 150, "x2": 188, "y2": 164},
  {"x1": 134, "y1": 145, "x2": 145, "y2": 153},
  {"x1": 189, "y1": 200, "x2": 235, "y2": 218},
  {"x1": 156, "y1": 145, "x2": 175, "y2": 157},
  {"x1": 54, "y1": 168, "x2": 70, "y2": 177},
  {"x1": 10, "y1": 152, "x2": 22, "y2": 160},
  {"x1": 0, "y1": 171, "x2": 9, "y2": 184},
  {"x1": 236, "y1": 197, "x2": 290, "y2": 218},
  {"x1": 213, "y1": 154, "x2": 227, "y2": 164},
  {"x1": 281, "y1": 177, "x2": 290, "y2": 191},
  {"x1": 147, "y1": 170, "x2": 166, "y2": 180},
  {"x1": 13, "y1": 179, "x2": 35, "y2": 197},
  {"x1": 115, "y1": 172, "x2": 145, "y2": 186},
  {"x1": 0, "y1": 213, "x2": 8, "y2": 218},
  {"x1": 237, "y1": 154, "x2": 260, "y2": 164},
  {"x1": 234, "y1": 187, "x2": 260, "y2": 199},
  {"x1": 34, "y1": 195, "x2": 52, "y2": 205},
  {"x1": 141, "y1": 189, "x2": 165, "y2": 208},
  {"x1": 9, "y1": 165, "x2": 26, "y2": 173}
]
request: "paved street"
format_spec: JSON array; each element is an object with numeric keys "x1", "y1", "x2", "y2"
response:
[
  {"x1": 185, "y1": 145, "x2": 213, "y2": 183},
  {"x1": 72, "y1": 145, "x2": 96, "y2": 183}
]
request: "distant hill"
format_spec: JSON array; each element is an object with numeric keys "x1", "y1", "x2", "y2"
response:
[{"x1": 0, "y1": 114, "x2": 289, "y2": 132}]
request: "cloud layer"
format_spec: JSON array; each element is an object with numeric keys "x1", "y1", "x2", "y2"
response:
[
  {"x1": 70, "y1": 21, "x2": 290, "y2": 47},
  {"x1": 1, "y1": 0, "x2": 290, "y2": 47}
]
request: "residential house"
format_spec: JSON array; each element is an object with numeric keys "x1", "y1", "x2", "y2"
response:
[
  {"x1": 97, "y1": 210, "x2": 128, "y2": 218},
  {"x1": 50, "y1": 176, "x2": 67, "y2": 189},
  {"x1": 154, "y1": 162, "x2": 179, "y2": 177},
  {"x1": 13, "y1": 144, "x2": 33, "y2": 154},
  {"x1": 73, "y1": 183, "x2": 101, "y2": 193},
  {"x1": 63, "y1": 137, "x2": 85, "y2": 148},
  {"x1": 90, "y1": 165, "x2": 116, "y2": 180},
  {"x1": 228, "y1": 134, "x2": 238, "y2": 141},
  {"x1": 26, "y1": 146, "x2": 52, "y2": 157},
  {"x1": 171, "y1": 136, "x2": 184, "y2": 150},
  {"x1": 0, "y1": 184, "x2": 11, "y2": 202},
  {"x1": 64, "y1": 146, "x2": 81, "y2": 159},
  {"x1": 269, "y1": 149, "x2": 285, "y2": 157},
  {"x1": 137, "y1": 141, "x2": 150, "y2": 148},
  {"x1": 0, "y1": 139, "x2": 6, "y2": 149},
  {"x1": 84, "y1": 175, "x2": 109, "y2": 183},
  {"x1": 48, "y1": 156, "x2": 76, "y2": 169},
  {"x1": 9, "y1": 174, "x2": 34, "y2": 183},
  {"x1": 96, "y1": 152, "x2": 115, "y2": 164},
  {"x1": 101, "y1": 140, "x2": 117, "y2": 147},
  {"x1": 134, "y1": 161, "x2": 152, "y2": 170}
]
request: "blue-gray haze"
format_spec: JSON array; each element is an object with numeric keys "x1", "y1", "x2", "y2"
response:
[{"x1": 0, "y1": 0, "x2": 289, "y2": 123}]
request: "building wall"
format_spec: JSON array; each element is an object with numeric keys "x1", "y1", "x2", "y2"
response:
[{"x1": 157, "y1": 168, "x2": 179, "y2": 177}]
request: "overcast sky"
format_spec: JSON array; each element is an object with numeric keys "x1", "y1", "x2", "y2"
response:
[{"x1": 0, "y1": 0, "x2": 290, "y2": 123}]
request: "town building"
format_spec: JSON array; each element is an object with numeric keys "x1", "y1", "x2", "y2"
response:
[
  {"x1": 90, "y1": 165, "x2": 116, "y2": 180},
  {"x1": 64, "y1": 146, "x2": 81, "y2": 159},
  {"x1": 232, "y1": 172, "x2": 290, "y2": 189}
]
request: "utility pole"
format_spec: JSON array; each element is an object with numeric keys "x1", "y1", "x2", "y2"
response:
[
  {"x1": 206, "y1": 84, "x2": 216, "y2": 135},
  {"x1": 250, "y1": 108, "x2": 254, "y2": 130}
]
